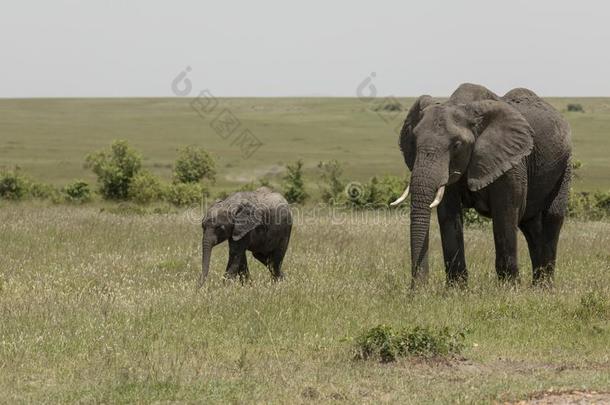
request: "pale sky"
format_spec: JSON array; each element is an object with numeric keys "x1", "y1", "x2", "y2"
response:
[{"x1": 1, "y1": 0, "x2": 609, "y2": 97}]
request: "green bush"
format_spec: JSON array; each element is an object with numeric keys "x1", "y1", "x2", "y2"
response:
[
  {"x1": 63, "y1": 180, "x2": 91, "y2": 203},
  {"x1": 173, "y1": 145, "x2": 215, "y2": 184},
  {"x1": 463, "y1": 208, "x2": 491, "y2": 227},
  {"x1": 568, "y1": 190, "x2": 610, "y2": 220},
  {"x1": 368, "y1": 175, "x2": 406, "y2": 207},
  {"x1": 128, "y1": 171, "x2": 164, "y2": 204},
  {"x1": 30, "y1": 182, "x2": 61, "y2": 202},
  {"x1": 571, "y1": 159, "x2": 583, "y2": 171},
  {"x1": 567, "y1": 103, "x2": 584, "y2": 112},
  {"x1": 238, "y1": 179, "x2": 271, "y2": 193},
  {"x1": 165, "y1": 182, "x2": 206, "y2": 206},
  {"x1": 0, "y1": 170, "x2": 30, "y2": 200},
  {"x1": 341, "y1": 175, "x2": 407, "y2": 208},
  {"x1": 594, "y1": 191, "x2": 610, "y2": 211},
  {"x1": 85, "y1": 140, "x2": 142, "y2": 200},
  {"x1": 283, "y1": 160, "x2": 307, "y2": 204},
  {"x1": 318, "y1": 160, "x2": 345, "y2": 204},
  {"x1": 354, "y1": 324, "x2": 466, "y2": 363}
]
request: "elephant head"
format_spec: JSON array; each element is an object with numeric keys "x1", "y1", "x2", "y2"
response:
[
  {"x1": 199, "y1": 194, "x2": 263, "y2": 286},
  {"x1": 392, "y1": 84, "x2": 534, "y2": 286}
]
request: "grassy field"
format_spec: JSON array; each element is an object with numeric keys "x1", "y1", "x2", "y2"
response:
[
  {"x1": 0, "y1": 203, "x2": 609, "y2": 403},
  {"x1": 0, "y1": 97, "x2": 609, "y2": 192},
  {"x1": 1, "y1": 98, "x2": 609, "y2": 403}
]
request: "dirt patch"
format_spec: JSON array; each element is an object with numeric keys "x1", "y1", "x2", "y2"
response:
[{"x1": 506, "y1": 390, "x2": 610, "y2": 404}]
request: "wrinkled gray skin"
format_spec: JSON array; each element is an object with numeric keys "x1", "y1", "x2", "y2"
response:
[
  {"x1": 398, "y1": 83, "x2": 571, "y2": 287},
  {"x1": 199, "y1": 187, "x2": 292, "y2": 286}
]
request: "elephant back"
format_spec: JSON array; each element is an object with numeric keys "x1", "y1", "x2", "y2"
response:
[
  {"x1": 448, "y1": 83, "x2": 500, "y2": 104},
  {"x1": 251, "y1": 188, "x2": 291, "y2": 226},
  {"x1": 502, "y1": 88, "x2": 571, "y2": 166}
]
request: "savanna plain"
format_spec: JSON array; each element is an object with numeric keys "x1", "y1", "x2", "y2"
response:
[{"x1": 1, "y1": 98, "x2": 609, "y2": 403}]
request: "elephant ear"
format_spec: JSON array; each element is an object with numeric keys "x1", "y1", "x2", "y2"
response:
[
  {"x1": 232, "y1": 201, "x2": 263, "y2": 241},
  {"x1": 464, "y1": 100, "x2": 534, "y2": 191},
  {"x1": 399, "y1": 95, "x2": 437, "y2": 171}
]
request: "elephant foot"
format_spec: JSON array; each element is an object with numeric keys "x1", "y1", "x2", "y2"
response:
[
  {"x1": 532, "y1": 266, "x2": 554, "y2": 288},
  {"x1": 445, "y1": 269, "x2": 468, "y2": 288},
  {"x1": 238, "y1": 272, "x2": 250, "y2": 285},
  {"x1": 496, "y1": 273, "x2": 521, "y2": 288},
  {"x1": 410, "y1": 276, "x2": 429, "y2": 290},
  {"x1": 446, "y1": 277, "x2": 468, "y2": 289},
  {"x1": 222, "y1": 272, "x2": 240, "y2": 284}
]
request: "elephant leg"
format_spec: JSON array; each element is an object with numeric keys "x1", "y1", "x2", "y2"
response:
[
  {"x1": 489, "y1": 172, "x2": 525, "y2": 284},
  {"x1": 225, "y1": 238, "x2": 247, "y2": 280},
  {"x1": 492, "y1": 213, "x2": 520, "y2": 283},
  {"x1": 237, "y1": 252, "x2": 250, "y2": 283},
  {"x1": 269, "y1": 235, "x2": 290, "y2": 281},
  {"x1": 518, "y1": 213, "x2": 545, "y2": 281},
  {"x1": 437, "y1": 185, "x2": 467, "y2": 286},
  {"x1": 534, "y1": 212, "x2": 563, "y2": 285},
  {"x1": 535, "y1": 168, "x2": 569, "y2": 285},
  {"x1": 252, "y1": 251, "x2": 270, "y2": 266}
]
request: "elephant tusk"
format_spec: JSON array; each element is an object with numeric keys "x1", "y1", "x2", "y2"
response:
[
  {"x1": 429, "y1": 186, "x2": 445, "y2": 208},
  {"x1": 390, "y1": 185, "x2": 410, "y2": 206}
]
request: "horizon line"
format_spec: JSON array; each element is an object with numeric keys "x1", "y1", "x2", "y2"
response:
[{"x1": 1, "y1": 95, "x2": 609, "y2": 100}]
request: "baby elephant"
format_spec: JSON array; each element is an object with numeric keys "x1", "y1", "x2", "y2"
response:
[{"x1": 199, "y1": 187, "x2": 292, "y2": 286}]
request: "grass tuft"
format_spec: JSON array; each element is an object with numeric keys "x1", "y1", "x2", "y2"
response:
[
  {"x1": 354, "y1": 324, "x2": 466, "y2": 362},
  {"x1": 574, "y1": 291, "x2": 609, "y2": 320}
]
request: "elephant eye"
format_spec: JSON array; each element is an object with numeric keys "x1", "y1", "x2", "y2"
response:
[{"x1": 452, "y1": 141, "x2": 462, "y2": 150}]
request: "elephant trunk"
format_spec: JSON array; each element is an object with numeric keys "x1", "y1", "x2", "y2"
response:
[
  {"x1": 198, "y1": 230, "x2": 217, "y2": 287},
  {"x1": 408, "y1": 156, "x2": 448, "y2": 288}
]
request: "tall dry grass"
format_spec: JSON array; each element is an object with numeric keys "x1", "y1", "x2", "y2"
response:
[{"x1": 0, "y1": 203, "x2": 608, "y2": 403}]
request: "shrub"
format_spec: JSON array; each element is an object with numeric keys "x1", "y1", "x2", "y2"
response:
[
  {"x1": 30, "y1": 182, "x2": 61, "y2": 201},
  {"x1": 85, "y1": 140, "x2": 142, "y2": 200},
  {"x1": 568, "y1": 191, "x2": 595, "y2": 219},
  {"x1": 567, "y1": 103, "x2": 584, "y2": 112},
  {"x1": 165, "y1": 182, "x2": 206, "y2": 206},
  {"x1": 63, "y1": 180, "x2": 91, "y2": 203},
  {"x1": 0, "y1": 170, "x2": 30, "y2": 200},
  {"x1": 571, "y1": 159, "x2": 583, "y2": 172},
  {"x1": 341, "y1": 181, "x2": 369, "y2": 207},
  {"x1": 173, "y1": 145, "x2": 215, "y2": 184},
  {"x1": 318, "y1": 160, "x2": 345, "y2": 204},
  {"x1": 463, "y1": 208, "x2": 491, "y2": 227},
  {"x1": 128, "y1": 171, "x2": 164, "y2": 204},
  {"x1": 570, "y1": 159, "x2": 583, "y2": 181},
  {"x1": 283, "y1": 160, "x2": 307, "y2": 204},
  {"x1": 594, "y1": 190, "x2": 610, "y2": 211},
  {"x1": 341, "y1": 175, "x2": 407, "y2": 208},
  {"x1": 368, "y1": 175, "x2": 406, "y2": 207},
  {"x1": 238, "y1": 179, "x2": 272, "y2": 193},
  {"x1": 568, "y1": 190, "x2": 610, "y2": 220},
  {"x1": 354, "y1": 324, "x2": 466, "y2": 363},
  {"x1": 372, "y1": 100, "x2": 403, "y2": 112},
  {"x1": 214, "y1": 190, "x2": 230, "y2": 200}
]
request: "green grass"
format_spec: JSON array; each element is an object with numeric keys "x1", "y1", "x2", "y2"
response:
[
  {"x1": 0, "y1": 97, "x2": 608, "y2": 402},
  {"x1": 0, "y1": 97, "x2": 608, "y2": 191},
  {"x1": 0, "y1": 203, "x2": 608, "y2": 403}
]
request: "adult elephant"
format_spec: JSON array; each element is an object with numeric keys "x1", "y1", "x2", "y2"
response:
[
  {"x1": 199, "y1": 187, "x2": 292, "y2": 286},
  {"x1": 391, "y1": 83, "x2": 572, "y2": 287}
]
